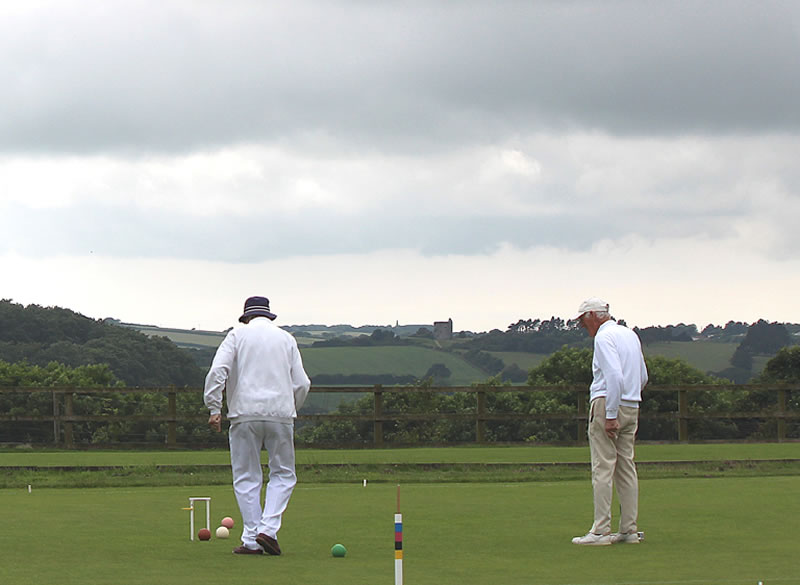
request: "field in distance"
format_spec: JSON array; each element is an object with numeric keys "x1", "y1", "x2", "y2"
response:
[
  {"x1": 300, "y1": 346, "x2": 487, "y2": 386},
  {"x1": 131, "y1": 323, "x2": 758, "y2": 382},
  {"x1": 302, "y1": 342, "x2": 752, "y2": 383}
]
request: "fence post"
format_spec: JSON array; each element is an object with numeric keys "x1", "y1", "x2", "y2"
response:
[
  {"x1": 678, "y1": 388, "x2": 688, "y2": 442},
  {"x1": 167, "y1": 390, "x2": 177, "y2": 446},
  {"x1": 52, "y1": 390, "x2": 61, "y2": 445},
  {"x1": 576, "y1": 388, "x2": 587, "y2": 444},
  {"x1": 373, "y1": 385, "x2": 384, "y2": 447},
  {"x1": 777, "y1": 388, "x2": 787, "y2": 442},
  {"x1": 476, "y1": 388, "x2": 487, "y2": 444},
  {"x1": 64, "y1": 392, "x2": 74, "y2": 447}
]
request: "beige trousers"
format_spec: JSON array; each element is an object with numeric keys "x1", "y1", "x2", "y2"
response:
[{"x1": 588, "y1": 397, "x2": 639, "y2": 535}]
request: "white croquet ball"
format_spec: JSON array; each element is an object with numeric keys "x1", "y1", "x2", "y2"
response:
[{"x1": 216, "y1": 526, "x2": 230, "y2": 539}]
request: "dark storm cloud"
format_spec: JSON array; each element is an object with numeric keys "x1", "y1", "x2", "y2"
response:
[{"x1": 1, "y1": 0, "x2": 798, "y2": 155}]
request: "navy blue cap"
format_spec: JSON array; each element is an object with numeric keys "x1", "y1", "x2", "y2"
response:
[{"x1": 239, "y1": 296, "x2": 277, "y2": 322}]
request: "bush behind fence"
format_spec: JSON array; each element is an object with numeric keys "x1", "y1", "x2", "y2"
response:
[{"x1": 0, "y1": 384, "x2": 797, "y2": 447}]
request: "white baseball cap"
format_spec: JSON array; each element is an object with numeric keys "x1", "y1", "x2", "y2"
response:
[{"x1": 575, "y1": 297, "x2": 609, "y2": 319}]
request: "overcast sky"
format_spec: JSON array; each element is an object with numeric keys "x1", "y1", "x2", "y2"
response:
[{"x1": 2, "y1": 0, "x2": 799, "y2": 333}]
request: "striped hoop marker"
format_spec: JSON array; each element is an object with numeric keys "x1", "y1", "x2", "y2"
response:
[{"x1": 395, "y1": 485, "x2": 403, "y2": 585}]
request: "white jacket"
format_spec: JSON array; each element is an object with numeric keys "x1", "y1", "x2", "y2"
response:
[
  {"x1": 590, "y1": 320, "x2": 648, "y2": 419},
  {"x1": 204, "y1": 317, "x2": 311, "y2": 423}
]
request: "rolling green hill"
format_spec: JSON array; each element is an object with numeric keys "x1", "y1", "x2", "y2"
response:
[
  {"x1": 641, "y1": 341, "x2": 774, "y2": 377},
  {"x1": 299, "y1": 345, "x2": 488, "y2": 386},
  {"x1": 128, "y1": 326, "x2": 226, "y2": 349},
  {"x1": 490, "y1": 342, "x2": 769, "y2": 380},
  {"x1": 0, "y1": 303, "x2": 204, "y2": 387},
  {"x1": 486, "y1": 351, "x2": 548, "y2": 372},
  {"x1": 121, "y1": 320, "x2": 785, "y2": 384},
  {"x1": 641, "y1": 341, "x2": 738, "y2": 373}
]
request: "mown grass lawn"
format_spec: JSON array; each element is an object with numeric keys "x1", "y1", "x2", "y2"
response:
[{"x1": 1, "y1": 476, "x2": 797, "y2": 585}]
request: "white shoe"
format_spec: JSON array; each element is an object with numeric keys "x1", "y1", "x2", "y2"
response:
[
  {"x1": 611, "y1": 531, "x2": 644, "y2": 544},
  {"x1": 571, "y1": 532, "x2": 612, "y2": 546}
]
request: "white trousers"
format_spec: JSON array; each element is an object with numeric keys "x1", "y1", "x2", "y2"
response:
[
  {"x1": 588, "y1": 397, "x2": 639, "y2": 535},
  {"x1": 229, "y1": 420, "x2": 297, "y2": 548}
]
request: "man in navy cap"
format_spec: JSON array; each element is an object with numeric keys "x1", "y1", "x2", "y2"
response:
[
  {"x1": 571, "y1": 298, "x2": 648, "y2": 546},
  {"x1": 204, "y1": 296, "x2": 311, "y2": 555}
]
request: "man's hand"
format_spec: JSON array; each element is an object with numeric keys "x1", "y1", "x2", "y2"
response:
[
  {"x1": 605, "y1": 418, "x2": 619, "y2": 439},
  {"x1": 208, "y1": 413, "x2": 222, "y2": 433}
]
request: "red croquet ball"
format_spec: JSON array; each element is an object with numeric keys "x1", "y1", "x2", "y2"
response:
[
  {"x1": 221, "y1": 517, "x2": 235, "y2": 529},
  {"x1": 198, "y1": 528, "x2": 211, "y2": 541}
]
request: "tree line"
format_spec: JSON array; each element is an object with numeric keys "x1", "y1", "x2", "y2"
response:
[
  {"x1": 296, "y1": 346, "x2": 800, "y2": 445},
  {"x1": 309, "y1": 328, "x2": 411, "y2": 347},
  {"x1": 459, "y1": 316, "x2": 797, "y2": 383},
  {"x1": 0, "y1": 359, "x2": 220, "y2": 445},
  {"x1": 0, "y1": 300, "x2": 204, "y2": 387},
  {"x1": 1, "y1": 345, "x2": 798, "y2": 446},
  {"x1": 1, "y1": 300, "x2": 798, "y2": 445}
]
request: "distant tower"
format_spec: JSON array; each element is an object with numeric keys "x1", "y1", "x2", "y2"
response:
[{"x1": 433, "y1": 318, "x2": 453, "y2": 341}]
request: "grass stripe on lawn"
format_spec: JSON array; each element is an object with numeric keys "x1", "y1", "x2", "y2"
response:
[
  {"x1": 0, "y1": 477, "x2": 797, "y2": 585},
  {"x1": 2, "y1": 443, "x2": 799, "y2": 467}
]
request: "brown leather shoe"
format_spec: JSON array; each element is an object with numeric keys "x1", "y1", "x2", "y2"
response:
[
  {"x1": 232, "y1": 545, "x2": 263, "y2": 555},
  {"x1": 256, "y1": 533, "x2": 282, "y2": 556}
]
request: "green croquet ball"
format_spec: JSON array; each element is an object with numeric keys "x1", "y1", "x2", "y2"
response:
[{"x1": 331, "y1": 543, "x2": 347, "y2": 557}]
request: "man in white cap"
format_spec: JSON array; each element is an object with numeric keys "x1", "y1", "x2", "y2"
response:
[
  {"x1": 204, "y1": 296, "x2": 311, "y2": 555},
  {"x1": 571, "y1": 298, "x2": 648, "y2": 546}
]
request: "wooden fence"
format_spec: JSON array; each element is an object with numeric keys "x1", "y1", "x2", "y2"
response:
[{"x1": 0, "y1": 384, "x2": 797, "y2": 447}]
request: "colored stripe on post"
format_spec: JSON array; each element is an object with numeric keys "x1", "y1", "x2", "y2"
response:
[{"x1": 394, "y1": 512, "x2": 403, "y2": 585}]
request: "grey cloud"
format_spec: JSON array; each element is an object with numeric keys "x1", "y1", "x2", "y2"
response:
[
  {"x1": 0, "y1": 197, "x2": 754, "y2": 263},
  {"x1": 1, "y1": 1, "x2": 798, "y2": 155}
]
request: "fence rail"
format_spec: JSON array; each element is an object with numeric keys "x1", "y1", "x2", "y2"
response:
[{"x1": 0, "y1": 384, "x2": 797, "y2": 447}]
